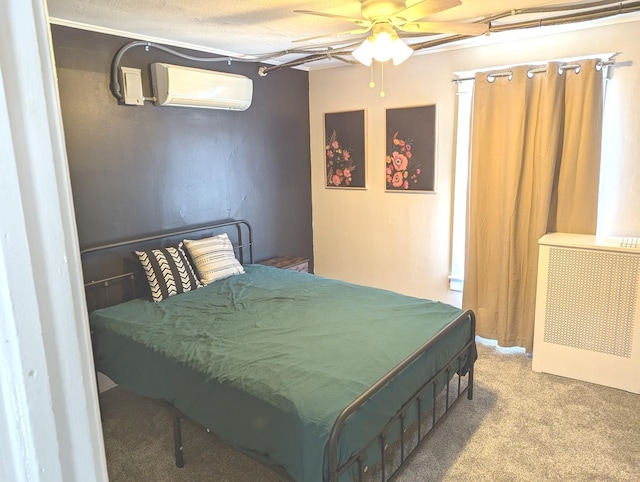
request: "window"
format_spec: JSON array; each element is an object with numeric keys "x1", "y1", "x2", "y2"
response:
[
  {"x1": 449, "y1": 56, "x2": 613, "y2": 292},
  {"x1": 449, "y1": 79, "x2": 473, "y2": 292}
]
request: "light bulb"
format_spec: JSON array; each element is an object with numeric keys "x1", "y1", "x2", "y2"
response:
[{"x1": 371, "y1": 32, "x2": 394, "y2": 62}]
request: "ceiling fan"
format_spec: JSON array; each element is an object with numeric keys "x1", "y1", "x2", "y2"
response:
[{"x1": 294, "y1": 0, "x2": 488, "y2": 65}]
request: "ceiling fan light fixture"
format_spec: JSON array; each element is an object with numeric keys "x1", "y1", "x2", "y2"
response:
[
  {"x1": 391, "y1": 38, "x2": 413, "y2": 65},
  {"x1": 299, "y1": 0, "x2": 484, "y2": 69},
  {"x1": 352, "y1": 37, "x2": 375, "y2": 66},
  {"x1": 353, "y1": 21, "x2": 414, "y2": 66}
]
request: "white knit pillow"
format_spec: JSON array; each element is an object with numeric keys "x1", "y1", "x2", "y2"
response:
[{"x1": 182, "y1": 233, "x2": 245, "y2": 284}]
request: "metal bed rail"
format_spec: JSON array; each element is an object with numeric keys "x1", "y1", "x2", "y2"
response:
[
  {"x1": 327, "y1": 310, "x2": 476, "y2": 482},
  {"x1": 81, "y1": 219, "x2": 253, "y2": 307},
  {"x1": 81, "y1": 218, "x2": 253, "y2": 263}
]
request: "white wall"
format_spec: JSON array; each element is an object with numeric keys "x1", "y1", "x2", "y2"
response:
[
  {"x1": 309, "y1": 16, "x2": 640, "y2": 307},
  {"x1": 0, "y1": 1, "x2": 107, "y2": 481}
]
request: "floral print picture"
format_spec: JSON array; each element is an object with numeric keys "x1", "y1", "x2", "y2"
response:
[
  {"x1": 324, "y1": 110, "x2": 366, "y2": 189},
  {"x1": 386, "y1": 104, "x2": 436, "y2": 192}
]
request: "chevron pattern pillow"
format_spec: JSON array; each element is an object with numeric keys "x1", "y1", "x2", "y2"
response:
[
  {"x1": 182, "y1": 233, "x2": 245, "y2": 285},
  {"x1": 135, "y1": 243, "x2": 202, "y2": 302}
]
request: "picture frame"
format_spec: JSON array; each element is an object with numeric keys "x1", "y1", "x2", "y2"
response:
[
  {"x1": 385, "y1": 104, "x2": 437, "y2": 193},
  {"x1": 324, "y1": 109, "x2": 366, "y2": 189}
]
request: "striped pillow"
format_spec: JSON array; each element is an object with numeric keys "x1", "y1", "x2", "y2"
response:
[
  {"x1": 182, "y1": 233, "x2": 245, "y2": 285},
  {"x1": 135, "y1": 243, "x2": 202, "y2": 302}
]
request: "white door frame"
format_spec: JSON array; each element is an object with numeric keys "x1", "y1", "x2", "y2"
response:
[{"x1": 0, "y1": 1, "x2": 107, "y2": 481}]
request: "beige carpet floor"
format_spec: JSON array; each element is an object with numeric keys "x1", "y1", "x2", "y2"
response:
[{"x1": 100, "y1": 338, "x2": 640, "y2": 481}]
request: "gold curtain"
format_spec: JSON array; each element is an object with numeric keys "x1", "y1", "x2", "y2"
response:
[{"x1": 462, "y1": 60, "x2": 603, "y2": 352}]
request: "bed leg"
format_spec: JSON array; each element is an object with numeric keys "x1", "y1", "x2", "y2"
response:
[
  {"x1": 467, "y1": 311, "x2": 476, "y2": 401},
  {"x1": 173, "y1": 415, "x2": 184, "y2": 468}
]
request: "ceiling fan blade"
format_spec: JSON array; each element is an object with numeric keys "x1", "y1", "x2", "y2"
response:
[
  {"x1": 392, "y1": 0, "x2": 461, "y2": 23},
  {"x1": 398, "y1": 21, "x2": 488, "y2": 36},
  {"x1": 292, "y1": 27, "x2": 372, "y2": 44},
  {"x1": 293, "y1": 10, "x2": 371, "y2": 27}
]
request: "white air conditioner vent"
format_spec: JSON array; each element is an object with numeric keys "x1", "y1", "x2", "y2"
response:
[
  {"x1": 533, "y1": 233, "x2": 640, "y2": 393},
  {"x1": 150, "y1": 63, "x2": 253, "y2": 111}
]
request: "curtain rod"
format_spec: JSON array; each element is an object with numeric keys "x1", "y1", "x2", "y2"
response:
[{"x1": 452, "y1": 58, "x2": 617, "y2": 83}]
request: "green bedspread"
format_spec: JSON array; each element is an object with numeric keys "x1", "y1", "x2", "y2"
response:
[{"x1": 90, "y1": 264, "x2": 474, "y2": 481}]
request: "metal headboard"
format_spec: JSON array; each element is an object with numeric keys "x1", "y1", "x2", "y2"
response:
[{"x1": 80, "y1": 219, "x2": 253, "y2": 312}]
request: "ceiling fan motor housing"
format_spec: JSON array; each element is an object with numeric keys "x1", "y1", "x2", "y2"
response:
[{"x1": 361, "y1": 0, "x2": 406, "y2": 21}]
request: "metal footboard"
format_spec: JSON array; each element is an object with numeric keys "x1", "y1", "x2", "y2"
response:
[{"x1": 327, "y1": 310, "x2": 476, "y2": 482}]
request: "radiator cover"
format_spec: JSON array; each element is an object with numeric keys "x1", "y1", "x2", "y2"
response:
[{"x1": 532, "y1": 233, "x2": 640, "y2": 393}]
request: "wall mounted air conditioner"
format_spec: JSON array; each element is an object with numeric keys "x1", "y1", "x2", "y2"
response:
[
  {"x1": 532, "y1": 233, "x2": 640, "y2": 393},
  {"x1": 150, "y1": 63, "x2": 253, "y2": 111}
]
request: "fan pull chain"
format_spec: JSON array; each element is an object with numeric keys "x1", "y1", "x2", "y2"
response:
[{"x1": 367, "y1": 61, "x2": 385, "y2": 97}]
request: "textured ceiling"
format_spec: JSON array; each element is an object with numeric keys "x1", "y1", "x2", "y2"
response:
[{"x1": 48, "y1": 0, "x2": 640, "y2": 69}]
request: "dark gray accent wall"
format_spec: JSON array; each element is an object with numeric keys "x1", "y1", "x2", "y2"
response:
[{"x1": 51, "y1": 25, "x2": 312, "y2": 265}]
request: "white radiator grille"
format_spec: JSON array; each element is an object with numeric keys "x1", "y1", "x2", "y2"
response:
[
  {"x1": 544, "y1": 247, "x2": 639, "y2": 358},
  {"x1": 533, "y1": 233, "x2": 640, "y2": 393}
]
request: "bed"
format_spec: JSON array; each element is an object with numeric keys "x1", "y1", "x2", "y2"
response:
[{"x1": 82, "y1": 219, "x2": 476, "y2": 481}]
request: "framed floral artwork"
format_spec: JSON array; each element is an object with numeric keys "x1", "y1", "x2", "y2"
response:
[
  {"x1": 385, "y1": 104, "x2": 436, "y2": 192},
  {"x1": 324, "y1": 109, "x2": 366, "y2": 189}
]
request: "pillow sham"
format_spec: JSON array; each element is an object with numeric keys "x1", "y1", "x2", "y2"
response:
[
  {"x1": 182, "y1": 233, "x2": 245, "y2": 284},
  {"x1": 135, "y1": 243, "x2": 202, "y2": 302}
]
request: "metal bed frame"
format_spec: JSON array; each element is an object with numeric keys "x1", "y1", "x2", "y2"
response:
[{"x1": 81, "y1": 219, "x2": 476, "y2": 481}]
